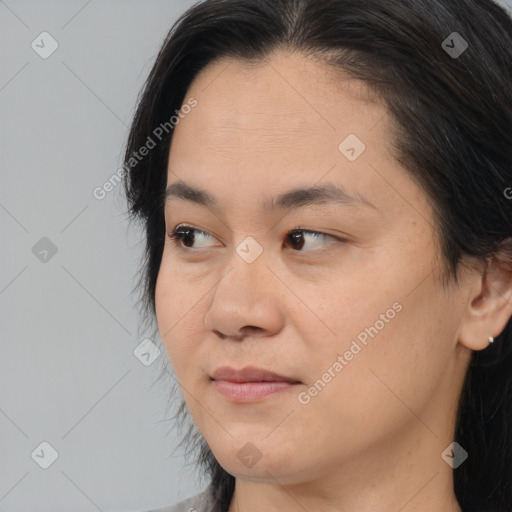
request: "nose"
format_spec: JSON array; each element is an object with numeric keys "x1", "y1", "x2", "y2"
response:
[{"x1": 203, "y1": 250, "x2": 285, "y2": 341}]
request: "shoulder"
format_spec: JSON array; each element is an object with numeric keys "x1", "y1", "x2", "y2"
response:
[{"x1": 142, "y1": 485, "x2": 216, "y2": 512}]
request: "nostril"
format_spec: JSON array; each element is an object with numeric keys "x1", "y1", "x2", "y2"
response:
[{"x1": 213, "y1": 326, "x2": 263, "y2": 340}]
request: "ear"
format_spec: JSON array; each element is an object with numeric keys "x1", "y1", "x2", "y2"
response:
[{"x1": 458, "y1": 239, "x2": 512, "y2": 351}]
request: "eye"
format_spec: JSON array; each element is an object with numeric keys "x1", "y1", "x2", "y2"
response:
[
  {"x1": 168, "y1": 225, "x2": 217, "y2": 249},
  {"x1": 285, "y1": 228, "x2": 340, "y2": 252},
  {"x1": 167, "y1": 225, "x2": 343, "y2": 252}
]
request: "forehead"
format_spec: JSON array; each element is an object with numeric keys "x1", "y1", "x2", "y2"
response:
[
  {"x1": 166, "y1": 51, "x2": 410, "y2": 220},
  {"x1": 170, "y1": 50, "x2": 387, "y2": 159}
]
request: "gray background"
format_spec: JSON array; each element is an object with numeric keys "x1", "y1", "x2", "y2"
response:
[
  {"x1": 1, "y1": 2, "x2": 203, "y2": 511},
  {"x1": 1, "y1": 1, "x2": 511, "y2": 511}
]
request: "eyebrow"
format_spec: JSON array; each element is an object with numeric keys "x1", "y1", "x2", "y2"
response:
[{"x1": 164, "y1": 180, "x2": 378, "y2": 212}]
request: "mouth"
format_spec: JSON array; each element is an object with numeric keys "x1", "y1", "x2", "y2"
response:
[{"x1": 210, "y1": 365, "x2": 302, "y2": 403}]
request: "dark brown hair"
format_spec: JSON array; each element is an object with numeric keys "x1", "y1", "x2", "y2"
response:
[{"x1": 122, "y1": 1, "x2": 512, "y2": 510}]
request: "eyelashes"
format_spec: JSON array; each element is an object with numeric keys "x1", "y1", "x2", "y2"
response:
[
  {"x1": 168, "y1": 225, "x2": 216, "y2": 250},
  {"x1": 167, "y1": 224, "x2": 345, "y2": 253}
]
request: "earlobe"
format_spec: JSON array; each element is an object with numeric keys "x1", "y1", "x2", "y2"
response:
[{"x1": 458, "y1": 248, "x2": 512, "y2": 352}]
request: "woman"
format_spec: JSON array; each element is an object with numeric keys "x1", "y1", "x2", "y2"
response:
[{"x1": 122, "y1": 0, "x2": 512, "y2": 510}]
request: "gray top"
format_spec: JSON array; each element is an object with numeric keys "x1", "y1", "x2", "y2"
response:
[
  {"x1": 144, "y1": 485, "x2": 218, "y2": 512},
  {"x1": 138, "y1": 488, "x2": 481, "y2": 512}
]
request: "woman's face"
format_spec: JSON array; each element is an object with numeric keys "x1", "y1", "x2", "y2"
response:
[{"x1": 155, "y1": 51, "x2": 472, "y2": 487}]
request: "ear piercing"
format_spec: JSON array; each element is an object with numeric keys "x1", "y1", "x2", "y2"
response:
[{"x1": 488, "y1": 336, "x2": 494, "y2": 344}]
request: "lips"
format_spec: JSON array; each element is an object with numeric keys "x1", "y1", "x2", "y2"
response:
[
  {"x1": 210, "y1": 365, "x2": 302, "y2": 403},
  {"x1": 211, "y1": 365, "x2": 301, "y2": 384}
]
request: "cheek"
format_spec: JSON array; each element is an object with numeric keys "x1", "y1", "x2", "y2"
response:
[
  {"x1": 312, "y1": 282, "x2": 452, "y2": 431},
  {"x1": 154, "y1": 263, "x2": 201, "y2": 370},
  {"x1": 301, "y1": 258, "x2": 450, "y2": 391}
]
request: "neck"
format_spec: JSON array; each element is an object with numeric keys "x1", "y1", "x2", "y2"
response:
[{"x1": 227, "y1": 423, "x2": 462, "y2": 512}]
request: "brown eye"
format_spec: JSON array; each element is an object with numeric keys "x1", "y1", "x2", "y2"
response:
[
  {"x1": 168, "y1": 225, "x2": 214, "y2": 249},
  {"x1": 287, "y1": 230, "x2": 306, "y2": 250},
  {"x1": 285, "y1": 229, "x2": 340, "y2": 252},
  {"x1": 168, "y1": 226, "x2": 343, "y2": 253}
]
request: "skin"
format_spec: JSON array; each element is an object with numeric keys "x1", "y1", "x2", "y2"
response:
[{"x1": 154, "y1": 50, "x2": 512, "y2": 512}]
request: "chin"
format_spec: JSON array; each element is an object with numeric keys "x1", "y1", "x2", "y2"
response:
[
  {"x1": 219, "y1": 454, "x2": 287, "y2": 481},
  {"x1": 212, "y1": 438, "x2": 295, "y2": 479}
]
